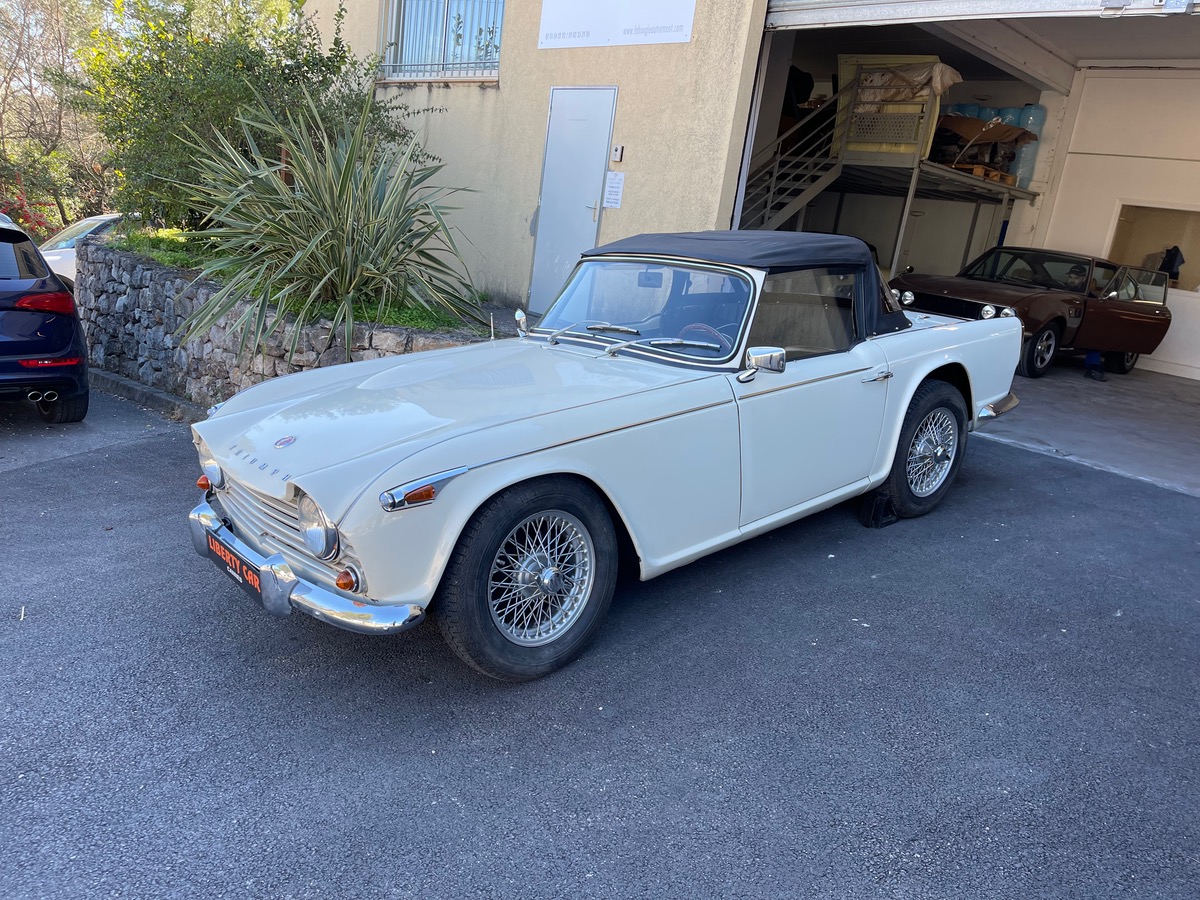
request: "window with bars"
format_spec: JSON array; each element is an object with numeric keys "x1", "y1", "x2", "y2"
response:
[{"x1": 381, "y1": 0, "x2": 504, "y2": 80}]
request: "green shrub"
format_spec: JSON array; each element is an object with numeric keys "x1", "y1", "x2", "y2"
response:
[
  {"x1": 111, "y1": 228, "x2": 215, "y2": 270},
  {"x1": 181, "y1": 85, "x2": 480, "y2": 358},
  {"x1": 73, "y1": 1, "x2": 423, "y2": 227}
]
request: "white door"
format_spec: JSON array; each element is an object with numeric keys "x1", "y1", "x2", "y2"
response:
[
  {"x1": 731, "y1": 342, "x2": 890, "y2": 526},
  {"x1": 528, "y1": 87, "x2": 617, "y2": 315},
  {"x1": 730, "y1": 265, "x2": 893, "y2": 525}
]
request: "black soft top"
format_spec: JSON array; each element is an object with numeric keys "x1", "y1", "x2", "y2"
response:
[
  {"x1": 583, "y1": 229, "x2": 909, "y2": 338},
  {"x1": 584, "y1": 230, "x2": 876, "y2": 271}
]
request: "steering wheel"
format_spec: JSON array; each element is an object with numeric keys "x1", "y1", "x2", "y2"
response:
[{"x1": 677, "y1": 322, "x2": 733, "y2": 353}]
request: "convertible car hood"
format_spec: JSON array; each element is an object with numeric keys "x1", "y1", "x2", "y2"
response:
[
  {"x1": 898, "y1": 273, "x2": 1046, "y2": 304},
  {"x1": 193, "y1": 340, "x2": 716, "y2": 497}
]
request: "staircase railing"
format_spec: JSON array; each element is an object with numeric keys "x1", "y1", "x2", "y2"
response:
[
  {"x1": 739, "y1": 69, "x2": 939, "y2": 231},
  {"x1": 739, "y1": 78, "x2": 858, "y2": 230}
]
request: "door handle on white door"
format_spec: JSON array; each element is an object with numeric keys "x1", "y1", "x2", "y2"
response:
[{"x1": 862, "y1": 369, "x2": 893, "y2": 383}]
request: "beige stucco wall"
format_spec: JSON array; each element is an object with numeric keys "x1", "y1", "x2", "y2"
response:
[{"x1": 306, "y1": 1, "x2": 768, "y2": 306}]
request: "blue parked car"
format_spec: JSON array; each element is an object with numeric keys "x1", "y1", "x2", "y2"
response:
[{"x1": 0, "y1": 219, "x2": 89, "y2": 423}]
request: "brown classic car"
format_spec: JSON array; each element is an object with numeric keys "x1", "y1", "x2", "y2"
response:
[{"x1": 890, "y1": 247, "x2": 1172, "y2": 377}]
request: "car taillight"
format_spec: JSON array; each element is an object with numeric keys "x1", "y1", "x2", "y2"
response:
[
  {"x1": 15, "y1": 291, "x2": 75, "y2": 315},
  {"x1": 19, "y1": 357, "x2": 82, "y2": 368}
]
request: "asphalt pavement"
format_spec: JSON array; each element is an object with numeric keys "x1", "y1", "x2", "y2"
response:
[{"x1": 1, "y1": 390, "x2": 1198, "y2": 899}]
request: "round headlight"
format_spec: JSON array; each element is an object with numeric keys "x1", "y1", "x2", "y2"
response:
[
  {"x1": 1000, "y1": 307, "x2": 1016, "y2": 318},
  {"x1": 901, "y1": 291, "x2": 915, "y2": 305},
  {"x1": 297, "y1": 493, "x2": 338, "y2": 560},
  {"x1": 201, "y1": 460, "x2": 225, "y2": 489},
  {"x1": 196, "y1": 440, "x2": 225, "y2": 489},
  {"x1": 980, "y1": 305, "x2": 996, "y2": 319}
]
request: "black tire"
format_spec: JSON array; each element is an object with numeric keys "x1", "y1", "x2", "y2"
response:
[
  {"x1": 36, "y1": 389, "x2": 89, "y2": 424},
  {"x1": 1104, "y1": 351, "x2": 1139, "y2": 375},
  {"x1": 882, "y1": 380, "x2": 968, "y2": 518},
  {"x1": 434, "y1": 477, "x2": 618, "y2": 681},
  {"x1": 1016, "y1": 322, "x2": 1060, "y2": 378}
]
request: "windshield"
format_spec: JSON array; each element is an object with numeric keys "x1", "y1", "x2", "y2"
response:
[
  {"x1": 535, "y1": 259, "x2": 753, "y2": 362},
  {"x1": 962, "y1": 248, "x2": 1097, "y2": 294},
  {"x1": 40, "y1": 216, "x2": 118, "y2": 251}
]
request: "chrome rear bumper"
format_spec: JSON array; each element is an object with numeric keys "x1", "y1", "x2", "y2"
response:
[
  {"x1": 188, "y1": 498, "x2": 425, "y2": 636},
  {"x1": 975, "y1": 391, "x2": 1019, "y2": 428}
]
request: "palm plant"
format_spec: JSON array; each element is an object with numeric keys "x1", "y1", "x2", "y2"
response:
[{"x1": 181, "y1": 86, "x2": 479, "y2": 359}]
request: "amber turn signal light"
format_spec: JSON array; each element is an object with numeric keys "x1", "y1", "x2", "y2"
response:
[
  {"x1": 335, "y1": 569, "x2": 359, "y2": 592},
  {"x1": 403, "y1": 484, "x2": 437, "y2": 505},
  {"x1": 196, "y1": 475, "x2": 212, "y2": 491}
]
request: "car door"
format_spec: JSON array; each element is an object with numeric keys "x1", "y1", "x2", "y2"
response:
[
  {"x1": 1073, "y1": 266, "x2": 1172, "y2": 354},
  {"x1": 729, "y1": 266, "x2": 890, "y2": 526}
]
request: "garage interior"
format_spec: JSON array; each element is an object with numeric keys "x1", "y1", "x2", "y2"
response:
[{"x1": 736, "y1": 9, "x2": 1200, "y2": 280}]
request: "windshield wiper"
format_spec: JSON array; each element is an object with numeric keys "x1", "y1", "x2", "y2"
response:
[
  {"x1": 545, "y1": 320, "x2": 638, "y2": 344},
  {"x1": 604, "y1": 336, "x2": 721, "y2": 356}
]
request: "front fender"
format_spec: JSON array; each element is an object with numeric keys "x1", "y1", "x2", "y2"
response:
[
  {"x1": 1016, "y1": 293, "x2": 1083, "y2": 343},
  {"x1": 335, "y1": 379, "x2": 743, "y2": 606}
]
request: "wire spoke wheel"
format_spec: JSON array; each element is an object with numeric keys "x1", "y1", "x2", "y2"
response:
[
  {"x1": 488, "y1": 510, "x2": 595, "y2": 647},
  {"x1": 906, "y1": 408, "x2": 958, "y2": 498}
]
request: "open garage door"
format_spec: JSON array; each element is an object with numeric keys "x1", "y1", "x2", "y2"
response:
[
  {"x1": 742, "y1": 0, "x2": 1200, "y2": 379},
  {"x1": 767, "y1": 0, "x2": 1198, "y2": 29},
  {"x1": 741, "y1": 4, "x2": 1200, "y2": 255}
]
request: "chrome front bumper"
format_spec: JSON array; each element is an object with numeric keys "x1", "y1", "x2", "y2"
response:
[
  {"x1": 188, "y1": 498, "x2": 425, "y2": 636},
  {"x1": 974, "y1": 391, "x2": 1020, "y2": 428}
]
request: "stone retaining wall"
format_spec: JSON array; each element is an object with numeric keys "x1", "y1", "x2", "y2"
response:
[{"x1": 74, "y1": 240, "x2": 484, "y2": 408}]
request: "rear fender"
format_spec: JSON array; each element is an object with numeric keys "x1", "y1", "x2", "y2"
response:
[{"x1": 872, "y1": 316, "x2": 1021, "y2": 483}]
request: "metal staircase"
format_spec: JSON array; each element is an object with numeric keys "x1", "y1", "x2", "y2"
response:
[{"x1": 739, "y1": 72, "x2": 938, "y2": 231}]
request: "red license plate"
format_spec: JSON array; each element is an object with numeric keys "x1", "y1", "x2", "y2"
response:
[{"x1": 206, "y1": 531, "x2": 263, "y2": 600}]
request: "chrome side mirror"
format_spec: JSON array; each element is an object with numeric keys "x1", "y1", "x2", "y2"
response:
[
  {"x1": 515, "y1": 308, "x2": 528, "y2": 337},
  {"x1": 1104, "y1": 291, "x2": 1120, "y2": 302},
  {"x1": 737, "y1": 346, "x2": 786, "y2": 383}
]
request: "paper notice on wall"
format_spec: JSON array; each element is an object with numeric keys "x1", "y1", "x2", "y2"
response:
[
  {"x1": 603, "y1": 171, "x2": 625, "y2": 209},
  {"x1": 539, "y1": 0, "x2": 695, "y2": 49}
]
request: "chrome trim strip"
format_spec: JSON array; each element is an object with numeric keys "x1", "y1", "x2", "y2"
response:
[
  {"x1": 737, "y1": 367, "x2": 871, "y2": 399},
  {"x1": 977, "y1": 392, "x2": 1020, "y2": 423},
  {"x1": 380, "y1": 466, "x2": 470, "y2": 512},
  {"x1": 189, "y1": 499, "x2": 424, "y2": 636}
]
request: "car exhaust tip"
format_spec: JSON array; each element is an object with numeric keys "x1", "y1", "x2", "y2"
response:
[
  {"x1": 27, "y1": 391, "x2": 42, "y2": 402},
  {"x1": 43, "y1": 390, "x2": 58, "y2": 402}
]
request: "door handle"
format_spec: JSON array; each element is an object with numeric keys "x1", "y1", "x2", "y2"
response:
[{"x1": 862, "y1": 370, "x2": 893, "y2": 383}]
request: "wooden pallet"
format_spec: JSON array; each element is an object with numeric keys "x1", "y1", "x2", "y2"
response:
[{"x1": 950, "y1": 163, "x2": 1017, "y2": 186}]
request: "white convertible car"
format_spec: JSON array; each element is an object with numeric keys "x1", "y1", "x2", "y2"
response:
[{"x1": 189, "y1": 231, "x2": 1021, "y2": 680}]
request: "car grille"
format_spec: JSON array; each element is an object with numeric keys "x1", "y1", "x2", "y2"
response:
[
  {"x1": 913, "y1": 293, "x2": 989, "y2": 319},
  {"x1": 212, "y1": 477, "x2": 346, "y2": 588},
  {"x1": 220, "y1": 477, "x2": 306, "y2": 554}
]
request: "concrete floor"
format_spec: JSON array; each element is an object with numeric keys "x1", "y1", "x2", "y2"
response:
[{"x1": 978, "y1": 358, "x2": 1200, "y2": 498}]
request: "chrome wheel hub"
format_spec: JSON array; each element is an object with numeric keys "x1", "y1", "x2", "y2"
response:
[
  {"x1": 1034, "y1": 331, "x2": 1056, "y2": 369},
  {"x1": 489, "y1": 510, "x2": 594, "y2": 647},
  {"x1": 907, "y1": 408, "x2": 958, "y2": 498}
]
